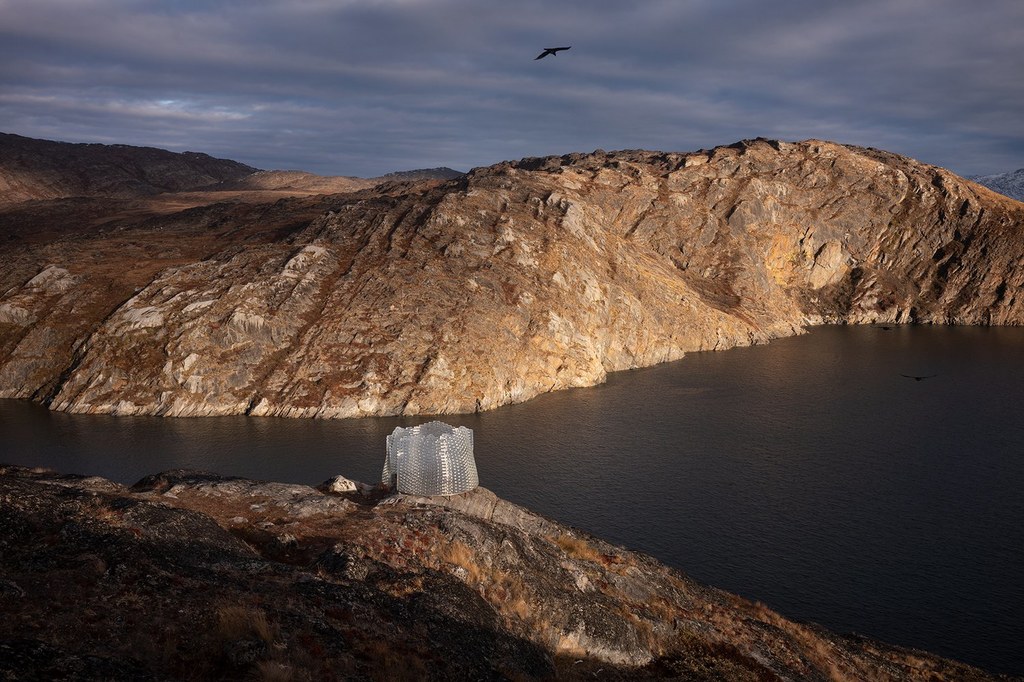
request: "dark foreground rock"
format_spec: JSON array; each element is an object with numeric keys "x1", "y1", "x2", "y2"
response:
[{"x1": 0, "y1": 466, "x2": 1010, "y2": 681}]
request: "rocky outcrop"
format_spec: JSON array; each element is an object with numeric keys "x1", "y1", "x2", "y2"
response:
[
  {"x1": 2, "y1": 138, "x2": 1024, "y2": 417},
  {"x1": 0, "y1": 465, "x2": 1003, "y2": 680},
  {"x1": 0, "y1": 132, "x2": 258, "y2": 205}
]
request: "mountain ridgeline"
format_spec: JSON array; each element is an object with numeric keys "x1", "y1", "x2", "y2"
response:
[
  {"x1": 1, "y1": 136, "x2": 1023, "y2": 417},
  {"x1": 0, "y1": 132, "x2": 258, "y2": 205}
]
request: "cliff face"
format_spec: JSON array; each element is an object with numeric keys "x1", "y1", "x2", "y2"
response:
[
  {"x1": 2, "y1": 138, "x2": 1023, "y2": 417},
  {"x1": 0, "y1": 466, "x2": 1001, "y2": 680}
]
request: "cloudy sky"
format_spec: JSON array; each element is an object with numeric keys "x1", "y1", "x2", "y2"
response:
[{"x1": 1, "y1": 0, "x2": 1022, "y2": 177}]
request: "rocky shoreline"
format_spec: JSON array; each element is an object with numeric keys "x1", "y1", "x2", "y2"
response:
[
  {"x1": 3, "y1": 138, "x2": 1023, "y2": 419},
  {"x1": 0, "y1": 465, "x2": 1010, "y2": 680}
]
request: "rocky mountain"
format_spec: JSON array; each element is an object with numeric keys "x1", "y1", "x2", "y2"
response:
[
  {"x1": 0, "y1": 132, "x2": 258, "y2": 206},
  {"x1": 375, "y1": 166, "x2": 465, "y2": 182},
  {"x1": 0, "y1": 465, "x2": 1002, "y2": 680},
  {"x1": 216, "y1": 169, "x2": 378, "y2": 194},
  {"x1": 969, "y1": 168, "x2": 1024, "y2": 201},
  {"x1": 2, "y1": 137, "x2": 1024, "y2": 417}
]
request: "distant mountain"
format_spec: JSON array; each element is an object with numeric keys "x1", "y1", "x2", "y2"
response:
[
  {"x1": 0, "y1": 132, "x2": 258, "y2": 205},
  {"x1": 374, "y1": 167, "x2": 464, "y2": 182},
  {"x1": 0, "y1": 133, "x2": 467, "y2": 207},
  {"x1": 217, "y1": 169, "x2": 377, "y2": 194},
  {"x1": 969, "y1": 168, "x2": 1024, "y2": 201}
]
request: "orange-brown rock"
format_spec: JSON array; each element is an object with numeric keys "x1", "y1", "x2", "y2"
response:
[{"x1": 1, "y1": 137, "x2": 1023, "y2": 417}]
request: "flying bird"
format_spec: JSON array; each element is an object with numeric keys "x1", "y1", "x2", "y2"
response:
[
  {"x1": 535, "y1": 46, "x2": 571, "y2": 60},
  {"x1": 901, "y1": 374, "x2": 937, "y2": 381}
]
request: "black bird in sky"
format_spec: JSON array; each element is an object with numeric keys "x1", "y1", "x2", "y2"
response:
[
  {"x1": 901, "y1": 374, "x2": 937, "y2": 381},
  {"x1": 535, "y1": 46, "x2": 571, "y2": 60}
]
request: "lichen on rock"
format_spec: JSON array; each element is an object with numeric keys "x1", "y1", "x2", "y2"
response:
[{"x1": 0, "y1": 465, "x2": 1005, "y2": 680}]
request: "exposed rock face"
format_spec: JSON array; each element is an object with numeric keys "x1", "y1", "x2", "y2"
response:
[
  {"x1": 2, "y1": 137, "x2": 1024, "y2": 417},
  {"x1": 0, "y1": 132, "x2": 258, "y2": 205},
  {"x1": 970, "y1": 168, "x2": 1024, "y2": 202},
  {"x1": 0, "y1": 465, "x2": 1003, "y2": 680}
]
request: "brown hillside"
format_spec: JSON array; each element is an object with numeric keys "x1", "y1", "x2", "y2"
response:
[
  {"x1": 0, "y1": 132, "x2": 257, "y2": 205},
  {"x1": 1, "y1": 138, "x2": 1022, "y2": 417}
]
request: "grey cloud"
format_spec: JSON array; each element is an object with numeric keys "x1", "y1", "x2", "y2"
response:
[{"x1": 1, "y1": 0, "x2": 1021, "y2": 176}]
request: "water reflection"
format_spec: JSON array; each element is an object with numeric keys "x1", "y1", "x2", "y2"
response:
[{"x1": 2, "y1": 325, "x2": 1023, "y2": 675}]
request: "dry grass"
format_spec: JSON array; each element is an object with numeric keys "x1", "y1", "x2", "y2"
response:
[
  {"x1": 750, "y1": 601, "x2": 867, "y2": 682},
  {"x1": 549, "y1": 533, "x2": 607, "y2": 565},
  {"x1": 443, "y1": 536, "x2": 666, "y2": 659},
  {"x1": 217, "y1": 605, "x2": 277, "y2": 645},
  {"x1": 442, "y1": 540, "x2": 534, "y2": 625},
  {"x1": 443, "y1": 540, "x2": 478, "y2": 575},
  {"x1": 645, "y1": 595, "x2": 684, "y2": 623}
]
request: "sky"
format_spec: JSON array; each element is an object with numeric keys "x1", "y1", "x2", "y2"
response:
[{"x1": 1, "y1": 0, "x2": 1022, "y2": 178}]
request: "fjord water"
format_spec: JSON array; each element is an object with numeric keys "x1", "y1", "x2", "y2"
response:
[{"x1": 3, "y1": 325, "x2": 1023, "y2": 675}]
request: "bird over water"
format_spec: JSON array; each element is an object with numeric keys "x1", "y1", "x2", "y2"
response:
[{"x1": 535, "y1": 46, "x2": 571, "y2": 60}]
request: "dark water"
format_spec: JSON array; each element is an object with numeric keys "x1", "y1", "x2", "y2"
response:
[{"x1": 3, "y1": 325, "x2": 1024, "y2": 676}]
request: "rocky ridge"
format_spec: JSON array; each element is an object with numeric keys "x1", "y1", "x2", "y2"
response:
[
  {"x1": 376, "y1": 166, "x2": 465, "y2": 182},
  {"x1": 0, "y1": 465, "x2": 1006, "y2": 680},
  {"x1": 0, "y1": 132, "x2": 258, "y2": 206},
  {"x1": 1, "y1": 138, "x2": 1024, "y2": 417}
]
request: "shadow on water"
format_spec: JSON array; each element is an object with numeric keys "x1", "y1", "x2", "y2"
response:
[{"x1": 3, "y1": 325, "x2": 1024, "y2": 675}]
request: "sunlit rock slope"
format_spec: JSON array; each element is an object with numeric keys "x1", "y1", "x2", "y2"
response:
[{"x1": 2, "y1": 137, "x2": 1023, "y2": 417}]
